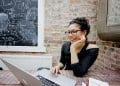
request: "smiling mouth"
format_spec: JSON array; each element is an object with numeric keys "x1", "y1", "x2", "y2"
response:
[{"x1": 69, "y1": 38, "x2": 76, "y2": 42}]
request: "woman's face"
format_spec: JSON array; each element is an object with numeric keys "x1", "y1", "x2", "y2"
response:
[{"x1": 66, "y1": 23, "x2": 85, "y2": 43}]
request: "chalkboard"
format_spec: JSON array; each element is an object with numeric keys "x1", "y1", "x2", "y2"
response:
[{"x1": 0, "y1": 0, "x2": 38, "y2": 46}]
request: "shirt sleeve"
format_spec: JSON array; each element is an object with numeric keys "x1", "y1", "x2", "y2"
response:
[{"x1": 71, "y1": 48, "x2": 99, "y2": 77}]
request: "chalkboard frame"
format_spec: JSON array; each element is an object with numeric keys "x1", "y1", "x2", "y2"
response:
[
  {"x1": 97, "y1": 0, "x2": 120, "y2": 42},
  {"x1": 0, "y1": 0, "x2": 46, "y2": 52}
]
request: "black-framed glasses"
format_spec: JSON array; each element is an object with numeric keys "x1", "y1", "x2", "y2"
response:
[{"x1": 65, "y1": 30, "x2": 81, "y2": 35}]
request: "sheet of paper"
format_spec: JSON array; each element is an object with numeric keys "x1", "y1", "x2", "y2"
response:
[
  {"x1": 82, "y1": 82, "x2": 87, "y2": 86},
  {"x1": 89, "y1": 78, "x2": 109, "y2": 86}
]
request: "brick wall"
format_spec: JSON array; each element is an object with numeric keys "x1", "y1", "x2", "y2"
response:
[
  {"x1": 93, "y1": 40, "x2": 120, "y2": 71},
  {"x1": 0, "y1": 0, "x2": 119, "y2": 71},
  {"x1": 44, "y1": 0, "x2": 98, "y2": 65},
  {"x1": 44, "y1": 0, "x2": 120, "y2": 71}
]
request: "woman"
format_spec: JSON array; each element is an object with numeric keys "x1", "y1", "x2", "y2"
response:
[{"x1": 51, "y1": 17, "x2": 99, "y2": 77}]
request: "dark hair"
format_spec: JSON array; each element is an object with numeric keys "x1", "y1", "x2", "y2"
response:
[{"x1": 69, "y1": 17, "x2": 90, "y2": 36}]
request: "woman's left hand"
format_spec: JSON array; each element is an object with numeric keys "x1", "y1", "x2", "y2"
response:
[{"x1": 70, "y1": 35, "x2": 86, "y2": 53}]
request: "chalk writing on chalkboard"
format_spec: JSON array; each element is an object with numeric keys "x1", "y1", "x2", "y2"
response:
[{"x1": 0, "y1": 0, "x2": 38, "y2": 46}]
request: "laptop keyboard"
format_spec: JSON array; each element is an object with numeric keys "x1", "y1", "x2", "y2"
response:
[{"x1": 37, "y1": 75, "x2": 60, "y2": 86}]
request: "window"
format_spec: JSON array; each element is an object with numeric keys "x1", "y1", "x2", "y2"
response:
[{"x1": 97, "y1": 0, "x2": 120, "y2": 41}]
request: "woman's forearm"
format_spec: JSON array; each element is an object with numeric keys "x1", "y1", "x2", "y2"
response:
[
  {"x1": 70, "y1": 42, "x2": 85, "y2": 64},
  {"x1": 71, "y1": 50, "x2": 79, "y2": 64}
]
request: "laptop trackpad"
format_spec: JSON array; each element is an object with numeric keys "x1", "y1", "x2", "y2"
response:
[{"x1": 35, "y1": 69, "x2": 76, "y2": 86}]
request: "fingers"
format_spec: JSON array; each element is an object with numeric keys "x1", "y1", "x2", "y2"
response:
[
  {"x1": 80, "y1": 35, "x2": 86, "y2": 42},
  {"x1": 51, "y1": 66, "x2": 60, "y2": 76},
  {"x1": 55, "y1": 69, "x2": 59, "y2": 76}
]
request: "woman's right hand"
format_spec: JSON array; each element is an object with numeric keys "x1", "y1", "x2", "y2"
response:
[{"x1": 51, "y1": 66, "x2": 60, "y2": 75}]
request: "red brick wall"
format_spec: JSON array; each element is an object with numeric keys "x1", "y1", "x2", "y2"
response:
[
  {"x1": 44, "y1": 0, "x2": 98, "y2": 65},
  {"x1": 44, "y1": 0, "x2": 120, "y2": 71},
  {"x1": 0, "y1": 0, "x2": 119, "y2": 71},
  {"x1": 94, "y1": 40, "x2": 120, "y2": 71}
]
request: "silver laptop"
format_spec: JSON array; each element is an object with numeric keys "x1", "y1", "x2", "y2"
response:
[{"x1": 1, "y1": 59, "x2": 76, "y2": 86}]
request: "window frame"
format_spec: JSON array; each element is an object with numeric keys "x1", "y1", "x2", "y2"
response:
[{"x1": 97, "y1": 0, "x2": 120, "y2": 42}]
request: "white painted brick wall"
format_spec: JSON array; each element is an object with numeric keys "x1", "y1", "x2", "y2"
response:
[{"x1": 0, "y1": 54, "x2": 52, "y2": 70}]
